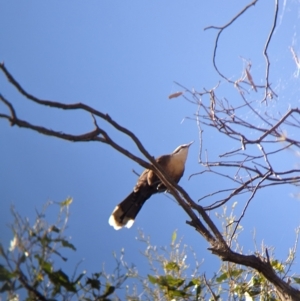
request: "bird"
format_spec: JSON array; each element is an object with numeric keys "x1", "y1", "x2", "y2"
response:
[{"x1": 108, "y1": 141, "x2": 193, "y2": 230}]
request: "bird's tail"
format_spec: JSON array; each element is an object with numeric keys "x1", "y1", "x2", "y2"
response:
[{"x1": 109, "y1": 191, "x2": 149, "y2": 230}]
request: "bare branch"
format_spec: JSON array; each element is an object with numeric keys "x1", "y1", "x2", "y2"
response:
[
  {"x1": 204, "y1": 0, "x2": 258, "y2": 82},
  {"x1": 0, "y1": 63, "x2": 218, "y2": 248},
  {"x1": 262, "y1": 0, "x2": 279, "y2": 102},
  {"x1": 17, "y1": 268, "x2": 49, "y2": 301},
  {"x1": 229, "y1": 171, "x2": 271, "y2": 244}
]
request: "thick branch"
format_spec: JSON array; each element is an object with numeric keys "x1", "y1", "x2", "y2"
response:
[
  {"x1": 210, "y1": 248, "x2": 300, "y2": 301},
  {"x1": 2, "y1": 63, "x2": 300, "y2": 300},
  {"x1": 0, "y1": 63, "x2": 222, "y2": 247}
]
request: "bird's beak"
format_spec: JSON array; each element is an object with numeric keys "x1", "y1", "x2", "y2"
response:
[{"x1": 187, "y1": 141, "x2": 194, "y2": 147}]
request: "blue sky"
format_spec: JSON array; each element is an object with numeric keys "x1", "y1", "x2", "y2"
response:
[{"x1": 1, "y1": 0, "x2": 300, "y2": 296}]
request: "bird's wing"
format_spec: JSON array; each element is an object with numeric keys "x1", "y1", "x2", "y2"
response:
[
  {"x1": 147, "y1": 155, "x2": 170, "y2": 186},
  {"x1": 133, "y1": 169, "x2": 149, "y2": 192},
  {"x1": 148, "y1": 154, "x2": 185, "y2": 186}
]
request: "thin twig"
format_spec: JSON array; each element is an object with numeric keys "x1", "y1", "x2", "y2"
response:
[{"x1": 204, "y1": 0, "x2": 258, "y2": 82}]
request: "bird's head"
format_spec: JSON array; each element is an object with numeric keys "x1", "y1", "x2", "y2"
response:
[
  {"x1": 172, "y1": 141, "x2": 194, "y2": 154},
  {"x1": 172, "y1": 141, "x2": 193, "y2": 162}
]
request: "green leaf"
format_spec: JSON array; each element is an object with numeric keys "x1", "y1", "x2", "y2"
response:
[
  {"x1": 94, "y1": 272, "x2": 102, "y2": 278},
  {"x1": 60, "y1": 197, "x2": 73, "y2": 208},
  {"x1": 247, "y1": 286, "x2": 261, "y2": 297},
  {"x1": 292, "y1": 277, "x2": 300, "y2": 284},
  {"x1": 34, "y1": 254, "x2": 52, "y2": 273},
  {"x1": 74, "y1": 271, "x2": 86, "y2": 284},
  {"x1": 0, "y1": 243, "x2": 5, "y2": 257},
  {"x1": 100, "y1": 284, "x2": 115, "y2": 298},
  {"x1": 216, "y1": 272, "x2": 228, "y2": 283},
  {"x1": 171, "y1": 230, "x2": 177, "y2": 245},
  {"x1": 165, "y1": 261, "x2": 179, "y2": 272},
  {"x1": 232, "y1": 282, "x2": 247, "y2": 294},
  {"x1": 41, "y1": 261, "x2": 53, "y2": 274},
  {"x1": 231, "y1": 269, "x2": 244, "y2": 278},
  {"x1": 169, "y1": 289, "x2": 190, "y2": 297},
  {"x1": 216, "y1": 269, "x2": 243, "y2": 283},
  {"x1": 86, "y1": 277, "x2": 101, "y2": 290},
  {"x1": 251, "y1": 276, "x2": 263, "y2": 286},
  {"x1": 0, "y1": 282, "x2": 11, "y2": 292},
  {"x1": 148, "y1": 274, "x2": 158, "y2": 285},
  {"x1": 271, "y1": 260, "x2": 284, "y2": 273},
  {"x1": 50, "y1": 269, "x2": 69, "y2": 284},
  {"x1": 157, "y1": 275, "x2": 184, "y2": 289},
  {"x1": 184, "y1": 278, "x2": 200, "y2": 290},
  {"x1": 61, "y1": 240, "x2": 76, "y2": 251},
  {"x1": 50, "y1": 225, "x2": 60, "y2": 233},
  {"x1": 196, "y1": 285, "x2": 202, "y2": 298},
  {"x1": 48, "y1": 269, "x2": 76, "y2": 292},
  {"x1": 40, "y1": 234, "x2": 51, "y2": 247},
  {"x1": 0, "y1": 265, "x2": 13, "y2": 281}
]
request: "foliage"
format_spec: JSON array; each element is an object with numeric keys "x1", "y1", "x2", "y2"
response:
[
  {"x1": 1, "y1": 1, "x2": 300, "y2": 299},
  {"x1": 1, "y1": 200, "x2": 300, "y2": 301},
  {"x1": 0, "y1": 200, "x2": 124, "y2": 301}
]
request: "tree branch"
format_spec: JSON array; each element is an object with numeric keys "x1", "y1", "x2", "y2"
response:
[{"x1": 204, "y1": 0, "x2": 258, "y2": 83}]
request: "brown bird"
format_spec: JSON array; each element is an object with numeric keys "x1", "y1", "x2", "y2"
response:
[{"x1": 109, "y1": 142, "x2": 193, "y2": 230}]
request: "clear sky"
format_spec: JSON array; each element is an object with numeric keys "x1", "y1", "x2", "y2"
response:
[{"x1": 1, "y1": 0, "x2": 300, "y2": 296}]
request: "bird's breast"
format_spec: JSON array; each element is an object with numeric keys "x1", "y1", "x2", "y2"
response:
[{"x1": 165, "y1": 155, "x2": 185, "y2": 180}]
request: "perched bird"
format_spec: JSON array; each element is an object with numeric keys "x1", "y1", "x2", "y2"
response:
[{"x1": 109, "y1": 142, "x2": 193, "y2": 230}]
